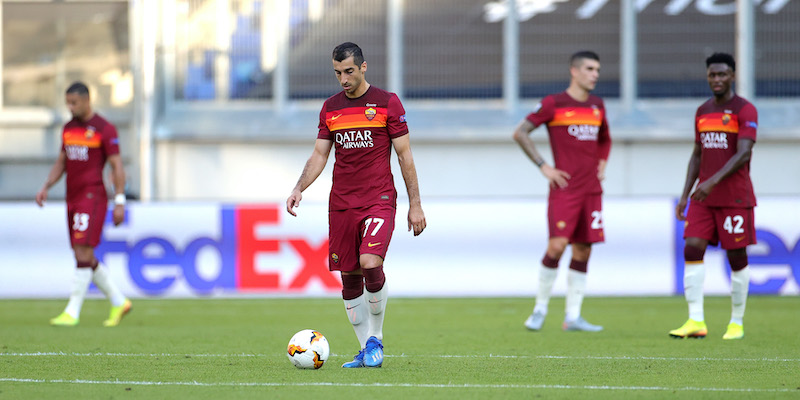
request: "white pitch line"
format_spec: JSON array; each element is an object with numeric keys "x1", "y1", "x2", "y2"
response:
[
  {"x1": 412, "y1": 354, "x2": 800, "y2": 363},
  {"x1": 2, "y1": 352, "x2": 799, "y2": 363},
  {"x1": 0, "y1": 378, "x2": 795, "y2": 393},
  {"x1": 0, "y1": 352, "x2": 259, "y2": 358}
]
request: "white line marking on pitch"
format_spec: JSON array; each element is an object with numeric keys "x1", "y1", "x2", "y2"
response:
[
  {"x1": 0, "y1": 378, "x2": 795, "y2": 393},
  {"x1": 415, "y1": 354, "x2": 800, "y2": 362},
  {"x1": 1, "y1": 352, "x2": 798, "y2": 362},
  {"x1": 0, "y1": 352, "x2": 260, "y2": 358}
]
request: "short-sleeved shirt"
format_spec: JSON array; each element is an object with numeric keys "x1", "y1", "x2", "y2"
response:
[
  {"x1": 318, "y1": 86, "x2": 408, "y2": 211},
  {"x1": 526, "y1": 92, "x2": 611, "y2": 195},
  {"x1": 694, "y1": 95, "x2": 757, "y2": 208},
  {"x1": 61, "y1": 113, "x2": 120, "y2": 202}
]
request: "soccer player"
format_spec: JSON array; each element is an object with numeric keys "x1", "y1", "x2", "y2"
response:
[
  {"x1": 35, "y1": 82, "x2": 132, "y2": 327},
  {"x1": 512, "y1": 51, "x2": 611, "y2": 332},
  {"x1": 286, "y1": 42, "x2": 426, "y2": 368},
  {"x1": 671, "y1": 53, "x2": 757, "y2": 340}
]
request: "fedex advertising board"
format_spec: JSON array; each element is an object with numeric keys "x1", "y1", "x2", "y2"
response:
[
  {"x1": 0, "y1": 198, "x2": 797, "y2": 298},
  {"x1": 0, "y1": 203, "x2": 338, "y2": 298}
]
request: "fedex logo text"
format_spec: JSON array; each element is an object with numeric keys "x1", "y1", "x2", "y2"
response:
[{"x1": 96, "y1": 205, "x2": 341, "y2": 295}]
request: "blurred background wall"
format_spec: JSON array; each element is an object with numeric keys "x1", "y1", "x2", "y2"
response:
[{"x1": 1, "y1": 0, "x2": 798, "y2": 203}]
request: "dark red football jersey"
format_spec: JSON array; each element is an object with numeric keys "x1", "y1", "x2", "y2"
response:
[
  {"x1": 694, "y1": 95, "x2": 757, "y2": 207},
  {"x1": 526, "y1": 92, "x2": 611, "y2": 195},
  {"x1": 318, "y1": 86, "x2": 408, "y2": 210},
  {"x1": 61, "y1": 113, "x2": 120, "y2": 202}
]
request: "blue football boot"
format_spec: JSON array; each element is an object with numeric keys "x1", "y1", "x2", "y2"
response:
[
  {"x1": 341, "y1": 349, "x2": 365, "y2": 368},
  {"x1": 363, "y1": 336, "x2": 384, "y2": 367}
]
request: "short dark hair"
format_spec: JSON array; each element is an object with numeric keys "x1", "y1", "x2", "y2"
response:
[
  {"x1": 706, "y1": 52, "x2": 735, "y2": 71},
  {"x1": 570, "y1": 50, "x2": 600, "y2": 67},
  {"x1": 332, "y1": 42, "x2": 364, "y2": 66},
  {"x1": 66, "y1": 81, "x2": 90, "y2": 97}
]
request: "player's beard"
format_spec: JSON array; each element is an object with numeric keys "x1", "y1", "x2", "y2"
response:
[{"x1": 344, "y1": 76, "x2": 363, "y2": 96}]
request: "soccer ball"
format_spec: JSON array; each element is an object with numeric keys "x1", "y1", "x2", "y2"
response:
[{"x1": 286, "y1": 329, "x2": 330, "y2": 369}]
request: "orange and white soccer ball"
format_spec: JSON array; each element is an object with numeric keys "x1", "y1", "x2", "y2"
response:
[{"x1": 286, "y1": 329, "x2": 330, "y2": 369}]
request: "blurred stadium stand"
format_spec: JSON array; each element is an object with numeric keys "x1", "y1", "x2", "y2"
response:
[{"x1": 1, "y1": 0, "x2": 799, "y2": 201}]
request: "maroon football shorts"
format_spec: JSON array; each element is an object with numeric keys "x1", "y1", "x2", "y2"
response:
[
  {"x1": 66, "y1": 189, "x2": 108, "y2": 247},
  {"x1": 684, "y1": 202, "x2": 756, "y2": 250},
  {"x1": 547, "y1": 191, "x2": 604, "y2": 244},
  {"x1": 328, "y1": 203, "x2": 396, "y2": 272}
]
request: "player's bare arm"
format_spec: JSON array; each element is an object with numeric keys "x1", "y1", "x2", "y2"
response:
[
  {"x1": 35, "y1": 151, "x2": 67, "y2": 207},
  {"x1": 391, "y1": 134, "x2": 426, "y2": 236},
  {"x1": 512, "y1": 119, "x2": 571, "y2": 188},
  {"x1": 691, "y1": 138, "x2": 754, "y2": 202},
  {"x1": 597, "y1": 159, "x2": 607, "y2": 181},
  {"x1": 107, "y1": 154, "x2": 126, "y2": 226},
  {"x1": 676, "y1": 143, "x2": 702, "y2": 221},
  {"x1": 287, "y1": 139, "x2": 333, "y2": 216}
]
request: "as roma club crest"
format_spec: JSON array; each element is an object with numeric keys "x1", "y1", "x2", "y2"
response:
[
  {"x1": 331, "y1": 253, "x2": 339, "y2": 264},
  {"x1": 722, "y1": 114, "x2": 731, "y2": 125},
  {"x1": 85, "y1": 127, "x2": 96, "y2": 139},
  {"x1": 365, "y1": 107, "x2": 376, "y2": 121}
]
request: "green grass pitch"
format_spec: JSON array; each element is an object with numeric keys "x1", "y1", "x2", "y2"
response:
[{"x1": 1, "y1": 296, "x2": 798, "y2": 399}]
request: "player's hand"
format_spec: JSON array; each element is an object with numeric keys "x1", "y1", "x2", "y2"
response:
[
  {"x1": 691, "y1": 180, "x2": 714, "y2": 202},
  {"x1": 675, "y1": 198, "x2": 688, "y2": 221},
  {"x1": 597, "y1": 159, "x2": 607, "y2": 181},
  {"x1": 542, "y1": 164, "x2": 571, "y2": 189},
  {"x1": 35, "y1": 188, "x2": 48, "y2": 207},
  {"x1": 286, "y1": 190, "x2": 302, "y2": 217},
  {"x1": 113, "y1": 204, "x2": 125, "y2": 226},
  {"x1": 408, "y1": 205, "x2": 426, "y2": 236}
]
